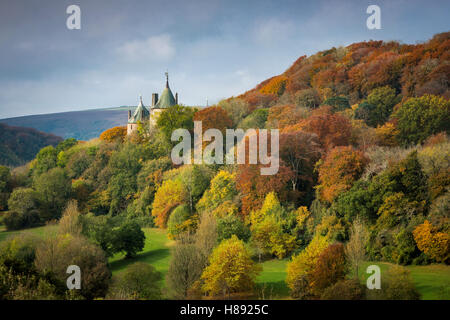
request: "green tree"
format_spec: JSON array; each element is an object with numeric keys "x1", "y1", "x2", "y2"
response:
[
  {"x1": 111, "y1": 221, "x2": 146, "y2": 258},
  {"x1": 237, "y1": 108, "x2": 269, "y2": 130},
  {"x1": 156, "y1": 105, "x2": 195, "y2": 144},
  {"x1": 109, "y1": 262, "x2": 161, "y2": 300},
  {"x1": 107, "y1": 143, "x2": 145, "y2": 214},
  {"x1": 56, "y1": 138, "x2": 78, "y2": 153},
  {"x1": 394, "y1": 94, "x2": 449, "y2": 145},
  {"x1": 7, "y1": 187, "x2": 39, "y2": 215},
  {"x1": 365, "y1": 86, "x2": 399, "y2": 126},
  {"x1": 32, "y1": 146, "x2": 58, "y2": 176},
  {"x1": 0, "y1": 166, "x2": 11, "y2": 211},
  {"x1": 167, "y1": 204, "x2": 195, "y2": 239},
  {"x1": 322, "y1": 96, "x2": 350, "y2": 112},
  {"x1": 218, "y1": 98, "x2": 250, "y2": 128},
  {"x1": 33, "y1": 167, "x2": 71, "y2": 221},
  {"x1": 217, "y1": 215, "x2": 251, "y2": 243},
  {"x1": 295, "y1": 88, "x2": 321, "y2": 109}
]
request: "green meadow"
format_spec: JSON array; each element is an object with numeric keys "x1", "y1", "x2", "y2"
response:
[{"x1": 1, "y1": 225, "x2": 448, "y2": 300}]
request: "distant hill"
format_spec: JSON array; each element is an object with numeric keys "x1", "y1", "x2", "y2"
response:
[
  {"x1": 0, "y1": 107, "x2": 132, "y2": 141},
  {"x1": 0, "y1": 123, "x2": 62, "y2": 167}
]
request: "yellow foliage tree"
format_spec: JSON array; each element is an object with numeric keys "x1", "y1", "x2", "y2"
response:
[
  {"x1": 196, "y1": 170, "x2": 237, "y2": 213},
  {"x1": 375, "y1": 122, "x2": 399, "y2": 147},
  {"x1": 249, "y1": 191, "x2": 282, "y2": 226},
  {"x1": 151, "y1": 179, "x2": 187, "y2": 228},
  {"x1": 286, "y1": 235, "x2": 329, "y2": 293},
  {"x1": 200, "y1": 235, "x2": 261, "y2": 297},
  {"x1": 413, "y1": 220, "x2": 450, "y2": 263}
]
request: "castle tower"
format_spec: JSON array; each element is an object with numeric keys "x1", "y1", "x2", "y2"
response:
[
  {"x1": 127, "y1": 95, "x2": 150, "y2": 135},
  {"x1": 150, "y1": 72, "x2": 178, "y2": 128}
]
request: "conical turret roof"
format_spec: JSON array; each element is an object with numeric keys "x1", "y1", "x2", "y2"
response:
[
  {"x1": 154, "y1": 72, "x2": 177, "y2": 109},
  {"x1": 128, "y1": 95, "x2": 150, "y2": 123}
]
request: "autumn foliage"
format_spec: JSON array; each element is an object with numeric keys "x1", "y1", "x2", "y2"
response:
[
  {"x1": 193, "y1": 106, "x2": 233, "y2": 134},
  {"x1": 99, "y1": 126, "x2": 127, "y2": 142},
  {"x1": 259, "y1": 75, "x2": 288, "y2": 97},
  {"x1": 413, "y1": 220, "x2": 450, "y2": 263},
  {"x1": 310, "y1": 243, "x2": 347, "y2": 296},
  {"x1": 151, "y1": 179, "x2": 187, "y2": 228},
  {"x1": 317, "y1": 146, "x2": 368, "y2": 203},
  {"x1": 200, "y1": 235, "x2": 261, "y2": 297},
  {"x1": 292, "y1": 106, "x2": 353, "y2": 150}
]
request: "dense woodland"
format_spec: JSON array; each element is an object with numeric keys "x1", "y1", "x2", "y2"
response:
[
  {"x1": 0, "y1": 32, "x2": 449, "y2": 300},
  {"x1": 0, "y1": 123, "x2": 62, "y2": 167}
]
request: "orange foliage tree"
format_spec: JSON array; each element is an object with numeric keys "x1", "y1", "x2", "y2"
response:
[
  {"x1": 310, "y1": 243, "x2": 347, "y2": 296},
  {"x1": 236, "y1": 164, "x2": 292, "y2": 217},
  {"x1": 266, "y1": 105, "x2": 308, "y2": 129},
  {"x1": 99, "y1": 126, "x2": 127, "y2": 142},
  {"x1": 413, "y1": 220, "x2": 450, "y2": 263},
  {"x1": 317, "y1": 146, "x2": 368, "y2": 203},
  {"x1": 295, "y1": 106, "x2": 352, "y2": 150},
  {"x1": 193, "y1": 106, "x2": 233, "y2": 134},
  {"x1": 259, "y1": 75, "x2": 288, "y2": 97}
]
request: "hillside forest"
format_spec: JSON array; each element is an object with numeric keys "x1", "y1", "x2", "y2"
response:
[{"x1": 0, "y1": 32, "x2": 449, "y2": 300}]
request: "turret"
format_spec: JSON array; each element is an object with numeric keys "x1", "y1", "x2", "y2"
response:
[{"x1": 152, "y1": 93, "x2": 159, "y2": 106}]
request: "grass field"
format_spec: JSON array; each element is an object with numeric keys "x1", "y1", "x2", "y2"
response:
[
  {"x1": 0, "y1": 224, "x2": 58, "y2": 242},
  {"x1": 109, "y1": 228, "x2": 174, "y2": 277},
  {"x1": 0, "y1": 225, "x2": 448, "y2": 300},
  {"x1": 359, "y1": 261, "x2": 450, "y2": 300}
]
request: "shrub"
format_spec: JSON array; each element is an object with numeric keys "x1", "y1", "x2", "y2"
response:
[
  {"x1": 34, "y1": 234, "x2": 111, "y2": 299},
  {"x1": 366, "y1": 265, "x2": 420, "y2": 300},
  {"x1": 3, "y1": 211, "x2": 40, "y2": 231},
  {"x1": 321, "y1": 279, "x2": 365, "y2": 300},
  {"x1": 108, "y1": 262, "x2": 161, "y2": 300}
]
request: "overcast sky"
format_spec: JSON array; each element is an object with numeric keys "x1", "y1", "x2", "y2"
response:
[{"x1": 0, "y1": 0, "x2": 449, "y2": 119}]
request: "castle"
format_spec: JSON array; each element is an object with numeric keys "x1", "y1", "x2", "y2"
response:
[{"x1": 127, "y1": 72, "x2": 178, "y2": 135}]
